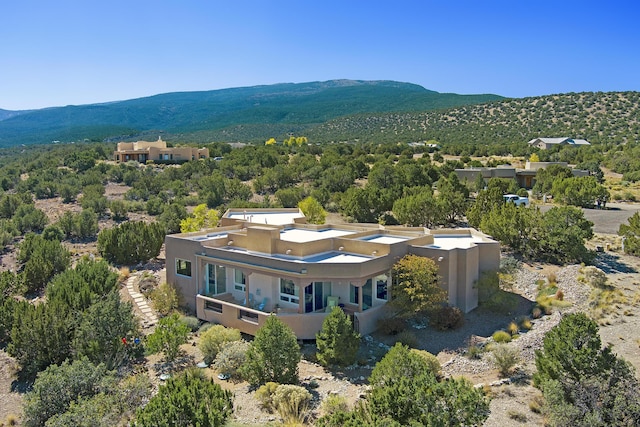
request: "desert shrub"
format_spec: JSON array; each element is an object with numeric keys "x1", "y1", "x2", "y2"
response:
[
  {"x1": 118, "y1": 266, "x2": 130, "y2": 281},
  {"x1": 320, "y1": 394, "x2": 349, "y2": 416},
  {"x1": 535, "y1": 296, "x2": 553, "y2": 315},
  {"x1": 256, "y1": 382, "x2": 279, "y2": 413},
  {"x1": 430, "y1": 305, "x2": 464, "y2": 330},
  {"x1": 149, "y1": 282, "x2": 179, "y2": 316},
  {"x1": 477, "y1": 270, "x2": 499, "y2": 303},
  {"x1": 507, "y1": 321, "x2": 519, "y2": 336},
  {"x1": 316, "y1": 306, "x2": 360, "y2": 367},
  {"x1": 22, "y1": 357, "x2": 111, "y2": 427},
  {"x1": 581, "y1": 265, "x2": 608, "y2": 288},
  {"x1": 520, "y1": 317, "x2": 533, "y2": 330},
  {"x1": 499, "y1": 256, "x2": 521, "y2": 273},
  {"x1": 376, "y1": 316, "x2": 406, "y2": 335},
  {"x1": 492, "y1": 330, "x2": 512, "y2": 343},
  {"x1": 410, "y1": 349, "x2": 441, "y2": 377},
  {"x1": 272, "y1": 384, "x2": 312, "y2": 425},
  {"x1": 178, "y1": 315, "x2": 200, "y2": 332},
  {"x1": 135, "y1": 369, "x2": 232, "y2": 427},
  {"x1": 213, "y1": 340, "x2": 249, "y2": 381},
  {"x1": 367, "y1": 343, "x2": 489, "y2": 426},
  {"x1": 555, "y1": 289, "x2": 564, "y2": 301},
  {"x1": 145, "y1": 313, "x2": 190, "y2": 362},
  {"x1": 492, "y1": 344, "x2": 520, "y2": 377},
  {"x1": 97, "y1": 220, "x2": 164, "y2": 265},
  {"x1": 467, "y1": 344, "x2": 484, "y2": 360},
  {"x1": 531, "y1": 307, "x2": 543, "y2": 319},
  {"x1": 240, "y1": 316, "x2": 300, "y2": 386},
  {"x1": 395, "y1": 330, "x2": 418, "y2": 348},
  {"x1": 198, "y1": 325, "x2": 242, "y2": 365},
  {"x1": 197, "y1": 322, "x2": 214, "y2": 334},
  {"x1": 534, "y1": 313, "x2": 640, "y2": 425}
]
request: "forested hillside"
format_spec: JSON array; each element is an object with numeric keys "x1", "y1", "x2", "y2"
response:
[
  {"x1": 306, "y1": 91, "x2": 640, "y2": 146},
  {"x1": 0, "y1": 80, "x2": 501, "y2": 147}
]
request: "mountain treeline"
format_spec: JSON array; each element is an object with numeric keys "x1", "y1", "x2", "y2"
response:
[{"x1": 0, "y1": 80, "x2": 501, "y2": 147}]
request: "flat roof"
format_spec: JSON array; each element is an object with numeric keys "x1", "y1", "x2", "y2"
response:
[
  {"x1": 272, "y1": 251, "x2": 371, "y2": 264},
  {"x1": 226, "y1": 211, "x2": 304, "y2": 225},
  {"x1": 359, "y1": 234, "x2": 409, "y2": 244},
  {"x1": 186, "y1": 232, "x2": 228, "y2": 241},
  {"x1": 427, "y1": 234, "x2": 485, "y2": 250},
  {"x1": 222, "y1": 248, "x2": 372, "y2": 265},
  {"x1": 279, "y1": 228, "x2": 355, "y2": 243}
]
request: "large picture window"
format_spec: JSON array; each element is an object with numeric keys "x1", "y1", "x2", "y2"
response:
[
  {"x1": 350, "y1": 281, "x2": 372, "y2": 310},
  {"x1": 279, "y1": 279, "x2": 299, "y2": 304},
  {"x1": 176, "y1": 259, "x2": 192, "y2": 277},
  {"x1": 234, "y1": 269, "x2": 246, "y2": 292}
]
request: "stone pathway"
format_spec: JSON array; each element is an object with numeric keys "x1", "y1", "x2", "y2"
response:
[{"x1": 125, "y1": 275, "x2": 158, "y2": 327}]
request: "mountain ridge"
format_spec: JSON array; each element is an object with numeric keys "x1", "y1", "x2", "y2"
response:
[{"x1": 0, "y1": 80, "x2": 502, "y2": 146}]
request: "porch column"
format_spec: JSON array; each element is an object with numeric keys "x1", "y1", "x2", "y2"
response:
[
  {"x1": 358, "y1": 285, "x2": 363, "y2": 312},
  {"x1": 296, "y1": 279, "x2": 304, "y2": 314}
]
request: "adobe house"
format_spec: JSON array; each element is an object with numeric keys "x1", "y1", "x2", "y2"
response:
[
  {"x1": 113, "y1": 137, "x2": 209, "y2": 163},
  {"x1": 165, "y1": 208, "x2": 500, "y2": 339},
  {"x1": 455, "y1": 162, "x2": 589, "y2": 190}
]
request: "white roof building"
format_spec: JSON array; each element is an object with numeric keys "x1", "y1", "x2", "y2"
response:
[{"x1": 528, "y1": 137, "x2": 591, "y2": 150}]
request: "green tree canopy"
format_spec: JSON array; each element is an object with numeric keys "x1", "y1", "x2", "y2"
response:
[
  {"x1": 135, "y1": 369, "x2": 233, "y2": 427},
  {"x1": 298, "y1": 196, "x2": 327, "y2": 224},
  {"x1": 535, "y1": 313, "x2": 640, "y2": 426},
  {"x1": 146, "y1": 313, "x2": 190, "y2": 362},
  {"x1": 240, "y1": 315, "x2": 300, "y2": 387},
  {"x1": 97, "y1": 221, "x2": 164, "y2": 265},
  {"x1": 329, "y1": 343, "x2": 491, "y2": 426},
  {"x1": 23, "y1": 357, "x2": 112, "y2": 427},
  {"x1": 619, "y1": 212, "x2": 640, "y2": 256},
  {"x1": 179, "y1": 203, "x2": 219, "y2": 233},
  {"x1": 389, "y1": 254, "x2": 446, "y2": 318},
  {"x1": 316, "y1": 307, "x2": 360, "y2": 367}
]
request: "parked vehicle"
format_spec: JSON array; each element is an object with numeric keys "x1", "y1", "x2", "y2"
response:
[{"x1": 503, "y1": 194, "x2": 529, "y2": 206}]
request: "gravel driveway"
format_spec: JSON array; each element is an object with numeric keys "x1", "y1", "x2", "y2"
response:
[{"x1": 538, "y1": 201, "x2": 639, "y2": 234}]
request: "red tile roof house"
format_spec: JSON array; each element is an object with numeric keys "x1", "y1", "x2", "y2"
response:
[{"x1": 165, "y1": 208, "x2": 500, "y2": 339}]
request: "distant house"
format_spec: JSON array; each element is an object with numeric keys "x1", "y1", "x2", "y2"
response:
[
  {"x1": 113, "y1": 137, "x2": 209, "y2": 163},
  {"x1": 527, "y1": 137, "x2": 591, "y2": 150},
  {"x1": 455, "y1": 161, "x2": 589, "y2": 189},
  {"x1": 165, "y1": 208, "x2": 500, "y2": 339}
]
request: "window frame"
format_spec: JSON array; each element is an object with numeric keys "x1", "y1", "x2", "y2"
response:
[
  {"x1": 176, "y1": 259, "x2": 192, "y2": 277},
  {"x1": 234, "y1": 269, "x2": 246, "y2": 292},
  {"x1": 279, "y1": 278, "x2": 299, "y2": 304}
]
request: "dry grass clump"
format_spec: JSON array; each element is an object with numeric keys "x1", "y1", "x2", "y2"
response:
[
  {"x1": 118, "y1": 266, "x2": 131, "y2": 281},
  {"x1": 590, "y1": 287, "x2": 628, "y2": 322}
]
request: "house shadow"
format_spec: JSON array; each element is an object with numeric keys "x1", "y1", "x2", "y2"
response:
[
  {"x1": 593, "y1": 252, "x2": 638, "y2": 274},
  {"x1": 372, "y1": 293, "x2": 536, "y2": 357}
]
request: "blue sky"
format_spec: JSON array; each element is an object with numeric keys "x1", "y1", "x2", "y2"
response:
[{"x1": 1, "y1": 0, "x2": 639, "y2": 110}]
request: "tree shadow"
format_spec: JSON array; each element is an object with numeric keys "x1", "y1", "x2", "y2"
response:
[
  {"x1": 593, "y1": 252, "x2": 638, "y2": 274},
  {"x1": 11, "y1": 369, "x2": 34, "y2": 394}
]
